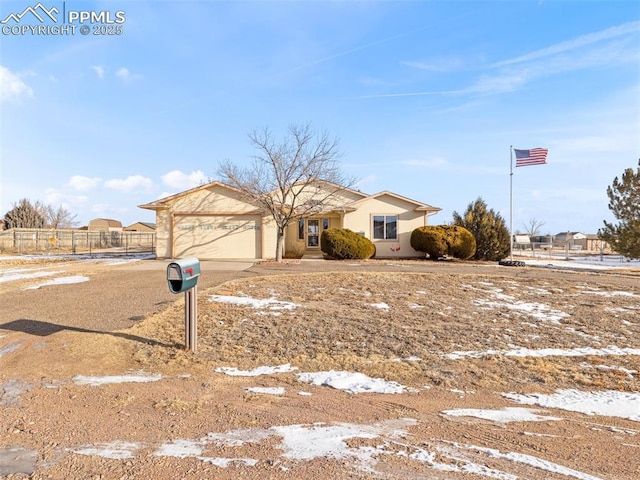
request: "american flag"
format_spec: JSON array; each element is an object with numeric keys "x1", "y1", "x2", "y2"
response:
[{"x1": 514, "y1": 148, "x2": 548, "y2": 167}]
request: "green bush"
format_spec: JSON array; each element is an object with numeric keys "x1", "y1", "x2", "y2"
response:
[
  {"x1": 321, "y1": 228, "x2": 375, "y2": 260},
  {"x1": 411, "y1": 225, "x2": 476, "y2": 260},
  {"x1": 410, "y1": 226, "x2": 448, "y2": 258}
]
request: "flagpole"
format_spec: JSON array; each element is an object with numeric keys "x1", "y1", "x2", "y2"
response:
[{"x1": 509, "y1": 145, "x2": 513, "y2": 261}]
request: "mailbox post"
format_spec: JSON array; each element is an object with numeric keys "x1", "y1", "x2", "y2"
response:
[{"x1": 167, "y1": 257, "x2": 201, "y2": 352}]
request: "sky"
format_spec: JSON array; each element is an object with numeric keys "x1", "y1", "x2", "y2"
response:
[{"x1": 1, "y1": 0, "x2": 639, "y2": 235}]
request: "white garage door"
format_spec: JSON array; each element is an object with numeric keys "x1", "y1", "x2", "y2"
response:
[{"x1": 173, "y1": 215, "x2": 261, "y2": 259}]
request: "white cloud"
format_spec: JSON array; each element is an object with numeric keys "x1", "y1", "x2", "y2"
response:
[
  {"x1": 360, "y1": 22, "x2": 640, "y2": 100},
  {"x1": 104, "y1": 175, "x2": 152, "y2": 192},
  {"x1": 402, "y1": 57, "x2": 462, "y2": 72},
  {"x1": 92, "y1": 66, "x2": 105, "y2": 79},
  {"x1": 115, "y1": 67, "x2": 130, "y2": 81},
  {"x1": 45, "y1": 189, "x2": 88, "y2": 207},
  {"x1": 354, "y1": 174, "x2": 377, "y2": 190},
  {"x1": 493, "y1": 21, "x2": 640, "y2": 68},
  {"x1": 68, "y1": 175, "x2": 102, "y2": 192},
  {"x1": 0, "y1": 65, "x2": 34, "y2": 103},
  {"x1": 161, "y1": 170, "x2": 207, "y2": 190}
]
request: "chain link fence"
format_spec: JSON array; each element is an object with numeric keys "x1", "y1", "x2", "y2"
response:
[{"x1": 0, "y1": 229, "x2": 155, "y2": 256}]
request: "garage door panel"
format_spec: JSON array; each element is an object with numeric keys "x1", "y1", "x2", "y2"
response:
[{"x1": 173, "y1": 216, "x2": 261, "y2": 259}]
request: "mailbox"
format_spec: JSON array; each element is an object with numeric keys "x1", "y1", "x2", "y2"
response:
[{"x1": 167, "y1": 257, "x2": 201, "y2": 293}]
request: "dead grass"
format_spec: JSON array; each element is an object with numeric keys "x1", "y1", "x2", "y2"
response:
[{"x1": 128, "y1": 271, "x2": 640, "y2": 393}]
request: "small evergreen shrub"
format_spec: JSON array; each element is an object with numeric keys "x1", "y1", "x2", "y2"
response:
[
  {"x1": 410, "y1": 226, "x2": 448, "y2": 259},
  {"x1": 321, "y1": 228, "x2": 375, "y2": 260},
  {"x1": 411, "y1": 225, "x2": 476, "y2": 260},
  {"x1": 443, "y1": 225, "x2": 476, "y2": 260}
]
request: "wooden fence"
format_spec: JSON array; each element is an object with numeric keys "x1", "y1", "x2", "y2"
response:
[{"x1": 0, "y1": 229, "x2": 155, "y2": 255}]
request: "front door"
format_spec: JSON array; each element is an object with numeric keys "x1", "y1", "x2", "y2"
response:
[{"x1": 307, "y1": 219, "x2": 320, "y2": 248}]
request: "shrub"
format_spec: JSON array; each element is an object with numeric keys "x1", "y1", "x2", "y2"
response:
[
  {"x1": 410, "y1": 226, "x2": 448, "y2": 259},
  {"x1": 321, "y1": 228, "x2": 375, "y2": 260},
  {"x1": 443, "y1": 225, "x2": 476, "y2": 260},
  {"x1": 411, "y1": 225, "x2": 476, "y2": 260}
]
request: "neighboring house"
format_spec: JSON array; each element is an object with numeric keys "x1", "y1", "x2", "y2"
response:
[
  {"x1": 554, "y1": 231, "x2": 587, "y2": 250},
  {"x1": 88, "y1": 218, "x2": 123, "y2": 232},
  {"x1": 124, "y1": 222, "x2": 156, "y2": 233},
  {"x1": 554, "y1": 231, "x2": 587, "y2": 243},
  {"x1": 513, "y1": 234, "x2": 531, "y2": 249},
  {"x1": 139, "y1": 181, "x2": 441, "y2": 260}
]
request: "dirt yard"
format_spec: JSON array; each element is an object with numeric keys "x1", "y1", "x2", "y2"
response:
[{"x1": 1, "y1": 256, "x2": 639, "y2": 479}]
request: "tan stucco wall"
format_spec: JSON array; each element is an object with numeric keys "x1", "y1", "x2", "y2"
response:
[
  {"x1": 343, "y1": 195, "x2": 430, "y2": 258},
  {"x1": 286, "y1": 184, "x2": 365, "y2": 208},
  {"x1": 261, "y1": 216, "x2": 278, "y2": 260},
  {"x1": 155, "y1": 209, "x2": 172, "y2": 258},
  {"x1": 164, "y1": 184, "x2": 260, "y2": 214}
]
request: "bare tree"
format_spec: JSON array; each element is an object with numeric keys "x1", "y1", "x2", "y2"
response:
[
  {"x1": 522, "y1": 218, "x2": 545, "y2": 236},
  {"x1": 218, "y1": 123, "x2": 355, "y2": 262},
  {"x1": 4, "y1": 198, "x2": 80, "y2": 229},
  {"x1": 46, "y1": 205, "x2": 79, "y2": 229}
]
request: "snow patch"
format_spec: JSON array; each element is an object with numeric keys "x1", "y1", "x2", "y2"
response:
[
  {"x1": 72, "y1": 441, "x2": 142, "y2": 460},
  {"x1": 504, "y1": 389, "x2": 640, "y2": 421},
  {"x1": 442, "y1": 407, "x2": 561, "y2": 424},
  {"x1": 245, "y1": 387, "x2": 285, "y2": 395},
  {"x1": 0, "y1": 343, "x2": 21, "y2": 358},
  {"x1": 369, "y1": 302, "x2": 389, "y2": 310},
  {"x1": 72, "y1": 371, "x2": 163, "y2": 386},
  {"x1": 209, "y1": 294, "x2": 299, "y2": 310},
  {"x1": 26, "y1": 275, "x2": 89, "y2": 289},
  {"x1": 298, "y1": 371, "x2": 405, "y2": 394},
  {"x1": 444, "y1": 345, "x2": 640, "y2": 360}
]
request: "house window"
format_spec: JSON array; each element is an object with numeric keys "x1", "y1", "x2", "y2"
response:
[
  {"x1": 298, "y1": 218, "x2": 305, "y2": 240},
  {"x1": 323, "y1": 218, "x2": 329, "y2": 230},
  {"x1": 373, "y1": 215, "x2": 398, "y2": 240}
]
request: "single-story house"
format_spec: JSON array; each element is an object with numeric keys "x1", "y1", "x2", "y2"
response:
[
  {"x1": 554, "y1": 231, "x2": 587, "y2": 243},
  {"x1": 124, "y1": 222, "x2": 156, "y2": 233},
  {"x1": 139, "y1": 181, "x2": 441, "y2": 260},
  {"x1": 88, "y1": 218, "x2": 123, "y2": 232}
]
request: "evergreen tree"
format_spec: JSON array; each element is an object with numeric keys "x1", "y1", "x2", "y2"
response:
[
  {"x1": 452, "y1": 197, "x2": 510, "y2": 261},
  {"x1": 598, "y1": 159, "x2": 640, "y2": 260},
  {"x1": 3, "y1": 198, "x2": 47, "y2": 229}
]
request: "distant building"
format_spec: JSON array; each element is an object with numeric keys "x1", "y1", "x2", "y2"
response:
[
  {"x1": 554, "y1": 231, "x2": 611, "y2": 252},
  {"x1": 513, "y1": 234, "x2": 531, "y2": 249},
  {"x1": 577, "y1": 234, "x2": 611, "y2": 253},
  {"x1": 88, "y1": 218, "x2": 123, "y2": 232},
  {"x1": 554, "y1": 231, "x2": 587, "y2": 243},
  {"x1": 124, "y1": 222, "x2": 156, "y2": 233},
  {"x1": 531, "y1": 235, "x2": 553, "y2": 245}
]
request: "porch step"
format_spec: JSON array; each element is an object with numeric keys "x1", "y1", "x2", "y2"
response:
[{"x1": 301, "y1": 252, "x2": 324, "y2": 260}]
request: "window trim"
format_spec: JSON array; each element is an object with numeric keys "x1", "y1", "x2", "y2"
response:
[{"x1": 372, "y1": 214, "x2": 398, "y2": 241}]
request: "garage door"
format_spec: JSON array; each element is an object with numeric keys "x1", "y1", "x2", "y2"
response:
[{"x1": 173, "y1": 215, "x2": 261, "y2": 259}]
